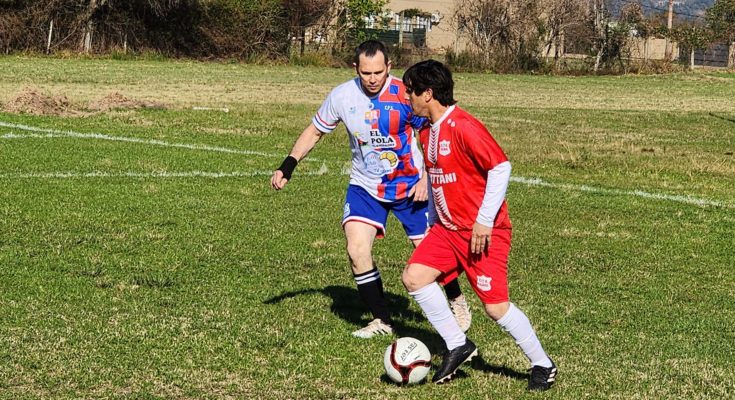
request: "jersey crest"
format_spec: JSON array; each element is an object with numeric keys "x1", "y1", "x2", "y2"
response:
[{"x1": 439, "y1": 140, "x2": 451, "y2": 156}]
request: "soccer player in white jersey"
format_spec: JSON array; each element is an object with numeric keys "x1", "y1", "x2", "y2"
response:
[
  {"x1": 401, "y1": 60, "x2": 557, "y2": 391},
  {"x1": 270, "y1": 41, "x2": 471, "y2": 338}
]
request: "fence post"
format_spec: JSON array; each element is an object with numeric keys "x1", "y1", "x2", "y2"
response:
[
  {"x1": 46, "y1": 20, "x2": 54, "y2": 54},
  {"x1": 398, "y1": 11, "x2": 403, "y2": 47}
]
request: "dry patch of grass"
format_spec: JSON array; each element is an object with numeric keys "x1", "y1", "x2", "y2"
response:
[
  {"x1": 88, "y1": 92, "x2": 167, "y2": 112},
  {"x1": 2, "y1": 87, "x2": 81, "y2": 116},
  {"x1": 1, "y1": 86, "x2": 168, "y2": 116}
]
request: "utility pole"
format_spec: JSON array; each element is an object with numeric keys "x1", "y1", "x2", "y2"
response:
[{"x1": 664, "y1": 0, "x2": 674, "y2": 60}]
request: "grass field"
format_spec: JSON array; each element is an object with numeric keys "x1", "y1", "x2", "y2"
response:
[{"x1": 0, "y1": 56, "x2": 733, "y2": 399}]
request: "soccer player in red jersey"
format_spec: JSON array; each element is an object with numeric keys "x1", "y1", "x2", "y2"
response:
[
  {"x1": 401, "y1": 60, "x2": 557, "y2": 391},
  {"x1": 270, "y1": 42, "x2": 471, "y2": 339}
]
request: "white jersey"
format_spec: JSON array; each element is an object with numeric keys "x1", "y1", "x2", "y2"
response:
[{"x1": 312, "y1": 76, "x2": 426, "y2": 202}]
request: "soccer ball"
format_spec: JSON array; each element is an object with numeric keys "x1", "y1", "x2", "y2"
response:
[{"x1": 383, "y1": 337, "x2": 432, "y2": 385}]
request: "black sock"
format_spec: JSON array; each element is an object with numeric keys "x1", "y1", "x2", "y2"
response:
[
  {"x1": 443, "y1": 278, "x2": 462, "y2": 300},
  {"x1": 354, "y1": 267, "x2": 391, "y2": 324}
]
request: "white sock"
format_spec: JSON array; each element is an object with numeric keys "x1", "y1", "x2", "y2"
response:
[
  {"x1": 497, "y1": 303, "x2": 552, "y2": 368},
  {"x1": 409, "y1": 282, "x2": 466, "y2": 350}
]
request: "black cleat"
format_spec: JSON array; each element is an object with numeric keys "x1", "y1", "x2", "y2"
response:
[
  {"x1": 432, "y1": 339, "x2": 478, "y2": 384},
  {"x1": 527, "y1": 358, "x2": 557, "y2": 391}
]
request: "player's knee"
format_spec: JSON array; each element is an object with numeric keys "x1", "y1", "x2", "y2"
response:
[
  {"x1": 484, "y1": 302, "x2": 510, "y2": 321},
  {"x1": 346, "y1": 241, "x2": 369, "y2": 260},
  {"x1": 401, "y1": 264, "x2": 424, "y2": 292},
  {"x1": 346, "y1": 243, "x2": 372, "y2": 272}
]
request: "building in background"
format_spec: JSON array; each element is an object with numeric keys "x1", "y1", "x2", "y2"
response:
[{"x1": 386, "y1": 0, "x2": 458, "y2": 53}]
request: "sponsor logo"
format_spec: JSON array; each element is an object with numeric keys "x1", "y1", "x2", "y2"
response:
[
  {"x1": 368, "y1": 129, "x2": 397, "y2": 148},
  {"x1": 399, "y1": 342, "x2": 417, "y2": 361},
  {"x1": 384, "y1": 105, "x2": 394, "y2": 111},
  {"x1": 477, "y1": 275, "x2": 492, "y2": 291},
  {"x1": 363, "y1": 151, "x2": 398, "y2": 176},
  {"x1": 364, "y1": 110, "x2": 380, "y2": 127},
  {"x1": 439, "y1": 140, "x2": 451, "y2": 156},
  {"x1": 428, "y1": 167, "x2": 457, "y2": 185}
]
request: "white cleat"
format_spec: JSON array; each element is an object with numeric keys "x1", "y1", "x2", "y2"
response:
[
  {"x1": 448, "y1": 295, "x2": 472, "y2": 332},
  {"x1": 351, "y1": 318, "x2": 393, "y2": 339}
]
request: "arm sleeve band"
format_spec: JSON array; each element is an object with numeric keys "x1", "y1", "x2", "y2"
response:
[
  {"x1": 476, "y1": 161, "x2": 511, "y2": 227},
  {"x1": 277, "y1": 156, "x2": 298, "y2": 180}
]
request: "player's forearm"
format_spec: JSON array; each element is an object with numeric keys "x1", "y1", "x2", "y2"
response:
[
  {"x1": 289, "y1": 123, "x2": 324, "y2": 161},
  {"x1": 276, "y1": 123, "x2": 324, "y2": 180},
  {"x1": 476, "y1": 161, "x2": 511, "y2": 226}
]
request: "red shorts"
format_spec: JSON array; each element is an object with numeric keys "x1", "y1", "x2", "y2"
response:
[{"x1": 408, "y1": 223, "x2": 511, "y2": 304}]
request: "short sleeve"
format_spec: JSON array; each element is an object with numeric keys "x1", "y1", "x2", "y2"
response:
[
  {"x1": 458, "y1": 118, "x2": 508, "y2": 172},
  {"x1": 312, "y1": 89, "x2": 341, "y2": 133}
]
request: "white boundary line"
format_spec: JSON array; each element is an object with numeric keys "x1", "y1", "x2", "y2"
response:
[
  {"x1": 0, "y1": 170, "x2": 329, "y2": 179},
  {"x1": 0, "y1": 121, "x2": 320, "y2": 162},
  {"x1": 0, "y1": 170, "x2": 730, "y2": 209},
  {"x1": 1, "y1": 120, "x2": 731, "y2": 209},
  {"x1": 510, "y1": 176, "x2": 732, "y2": 209}
]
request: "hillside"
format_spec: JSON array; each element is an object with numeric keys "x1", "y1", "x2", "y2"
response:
[{"x1": 609, "y1": 0, "x2": 715, "y2": 20}]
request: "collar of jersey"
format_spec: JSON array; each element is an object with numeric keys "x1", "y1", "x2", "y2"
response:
[
  {"x1": 353, "y1": 75, "x2": 395, "y2": 99},
  {"x1": 431, "y1": 105, "x2": 456, "y2": 130}
]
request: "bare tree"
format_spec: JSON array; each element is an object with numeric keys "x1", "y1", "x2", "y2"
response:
[
  {"x1": 284, "y1": 0, "x2": 332, "y2": 55},
  {"x1": 454, "y1": 0, "x2": 543, "y2": 71},
  {"x1": 620, "y1": 0, "x2": 653, "y2": 62},
  {"x1": 590, "y1": 0, "x2": 609, "y2": 72},
  {"x1": 541, "y1": 0, "x2": 587, "y2": 65}
]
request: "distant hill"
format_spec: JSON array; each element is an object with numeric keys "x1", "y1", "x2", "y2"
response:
[{"x1": 609, "y1": 0, "x2": 715, "y2": 20}]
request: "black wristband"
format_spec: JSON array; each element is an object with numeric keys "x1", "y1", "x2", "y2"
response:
[{"x1": 277, "y1": 156, "x2": 298, "y2": 180}]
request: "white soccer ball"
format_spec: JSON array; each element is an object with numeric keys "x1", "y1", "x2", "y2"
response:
[{"x1": 383, "y1": 337, "x2": 432, "y2": 385}]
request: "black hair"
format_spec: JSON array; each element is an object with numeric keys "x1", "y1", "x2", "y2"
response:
[
  {"x1": 402, "y1": 59, "x2": 456, "y2": 107},
  {"x1": 354, "y1": 40, "x2": 390, "y2": 66}
]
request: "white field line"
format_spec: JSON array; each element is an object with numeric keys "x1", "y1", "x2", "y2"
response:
[
  {"x1": 0, "y1": 121, "x2": 319, "y2": 162},
  {"x1": 0, "y1": 121, "x2": 730, "y2": 209},
  {"x1": 510, "y1": 176, "x2": 732, "y2": 209},
  {"x1": 0, "y1": 169, "x2": 730, "y2": 209},
  {"x1": 0, "y1": 170, "x2": 330, "y2": 179},
  {"x1": 192, "y1": 106, "x2": 229, "y2": 113}
]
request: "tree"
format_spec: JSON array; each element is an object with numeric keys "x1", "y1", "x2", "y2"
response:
[
  {"x1": 706, "y1": 0, "x2": 735, "y2": 43},
  {"x1": 673, "y1": 23, "x2": 711, "y2": 70},
  {"x1": 591, "y1": 0, "x2": 609, "y2": 72},
  {"x1": 345, "y1": 0, "x2": 387, "y2": 44},
  {"x1": 620, "y1": 0, "x2": 654, "y2": 62},
  {"x1": 283, "y1": 0, "x2": 331, "y2": 55},
  {"x1": 453, "y1": 0, "x2": 543, "y2": 71},
  {"x1": 541, "y1": 0, "x2": 587, "y2": 65}
]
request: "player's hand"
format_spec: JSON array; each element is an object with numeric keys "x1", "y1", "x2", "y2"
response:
[
  {"x1": 409, "y1": 174, "x2": 428, "y2": 202},
  {"x1": 471, "y1": 222, "x2": 492, "y2": 254},
  {"x1": 270, "y1": 170, "x2": 289, "y2": 190}
]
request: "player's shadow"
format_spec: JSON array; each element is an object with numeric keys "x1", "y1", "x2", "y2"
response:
[
  {"x1": 469, "y1": 354, "x2": 530, "y2": 382},
  {"x1": 709, "y1": 112, "x2": 735, "y2": 124},
  {"x1": 263, "y1": 285, "x2": 437, "y2": 344},
  {"x1": 264, "y1": 286, "x2": 529, "y2": 383},
  {"x1": 375, "y1": 355, "x2": 528, "y2": 385}
]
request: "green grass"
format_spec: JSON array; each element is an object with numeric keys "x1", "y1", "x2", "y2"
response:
[{"x1": 0, "y1": 56, "x2": 734, "y2": 399}]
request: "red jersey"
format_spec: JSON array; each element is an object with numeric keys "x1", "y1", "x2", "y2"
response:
[{"x1": 420, "y1": 106, "x2": 512, "y2": 231}]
